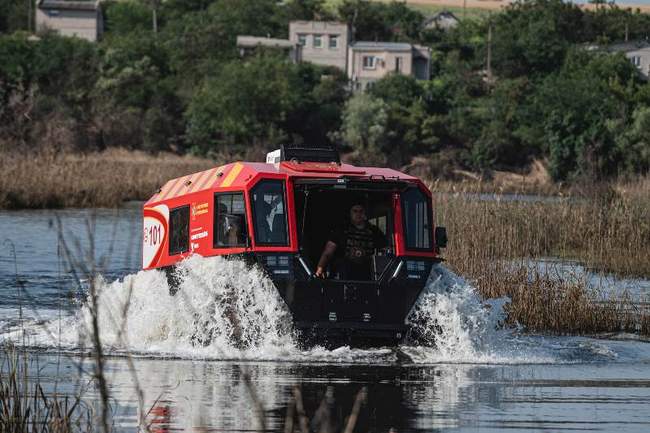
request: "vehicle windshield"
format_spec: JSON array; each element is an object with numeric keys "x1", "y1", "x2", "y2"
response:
[{"x1": 294, "y1": 185, "x2": 394, "y2": 281}]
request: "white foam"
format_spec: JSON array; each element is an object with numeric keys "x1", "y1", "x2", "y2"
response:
[{"x1": 402, "y1": 265, "x2": 554, "y2": 364}]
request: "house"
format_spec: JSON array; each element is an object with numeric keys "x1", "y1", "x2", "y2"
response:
[
  {"x1": 35, "y1": 0, "x2": 103, "y2": 42},
  {"x1": 347, "y1": 42, "x2": 432, "y2": 90},
  {"x1": 423, "y1": 11, "x2": 460, "y2": 31},
  {"x1": 288, "y1": 21, "x2": 350, "y2": 72},
  {"x1": 608, "y1": 41, "x2": 650, "y2": 79},
  {"x1": 235, "y1": 21, "x2": 432, "y2": 91},
  {"x1": 236, "y1": 36, "x2": 302, "y2": 63}
]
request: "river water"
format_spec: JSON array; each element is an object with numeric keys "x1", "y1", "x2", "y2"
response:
[{"x1": 1, "y1": 207, "x2": 650, "y2": 432}]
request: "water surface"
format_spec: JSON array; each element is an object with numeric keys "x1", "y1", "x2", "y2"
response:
[{"x1": 2, "y1": 208, "x2": 650, "y2": 432}]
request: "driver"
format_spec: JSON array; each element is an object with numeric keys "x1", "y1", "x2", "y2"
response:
[{"x1": 315, "y1": 203, "x2": 387, "y2": 280}]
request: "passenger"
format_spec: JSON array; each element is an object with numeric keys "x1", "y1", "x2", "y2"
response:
[
  {"x1": 218, "y1": 203, "x2": 242, "y2": 246},
  {"x1": 315, "y1": 203, "x2": 387, "y2": 280}
]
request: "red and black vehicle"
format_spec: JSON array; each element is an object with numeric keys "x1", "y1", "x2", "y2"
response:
[{"x1": 142, "y1": 146, "x2": 447, "y2": 345}]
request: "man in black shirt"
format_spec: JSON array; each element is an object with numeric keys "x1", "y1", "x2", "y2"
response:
[{"x1": 315, "y1": 203, "x2": 387, "y2": 280}]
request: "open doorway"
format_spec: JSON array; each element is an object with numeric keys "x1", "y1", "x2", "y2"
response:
[{"x1": 294, "y1": 185, "x2": 395, "y2": 281}]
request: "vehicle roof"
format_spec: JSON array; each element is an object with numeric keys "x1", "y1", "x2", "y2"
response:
[{"x1": 146, "y1": 161, "x2": 420, "y2": 205}]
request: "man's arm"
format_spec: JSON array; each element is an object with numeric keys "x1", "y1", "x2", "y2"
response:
[{"x1": 315, "y1": 241, "x2": 337, "y2": 278}]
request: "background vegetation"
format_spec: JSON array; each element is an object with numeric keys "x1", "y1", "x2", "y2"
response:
[{"x1": 1, "y1": 0, "x2": 650, "y2": 183}]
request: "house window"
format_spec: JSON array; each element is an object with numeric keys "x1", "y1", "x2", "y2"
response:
[
  {"x1": 395, "y1": 56, "x2": 403, "y2": 72},
  {"x1": 214, "y1": 193, "x2": 249, "y2": 248},
  {"x1": 362, "y1": 55, "x2": 376, "y2": 70},
  {"x1": 631, "y1": 56, "x2": 642, "y2": 67},
  {"x1": 251, "y1": 180, "x2": 288, "y2": 246},
  {"x1": 169, "y1": 205, "x2": 190, "y2": 255},
  {"x1": 313, "y1": 34, "x2": 322, "y2": 48},
  {"x1": 329, "y1": 35, "x2": 339, "y2": 49},
  {"x1": 297, "y1": 34, "x2": 307, "y2": 46}
]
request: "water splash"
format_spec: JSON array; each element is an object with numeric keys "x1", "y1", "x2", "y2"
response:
[
  {"x1": 2, "y1": 256, "x2": 636, "y2": 364},
  {"x1": 403, "y1": 264, "x2": 518, "y2": 363}
]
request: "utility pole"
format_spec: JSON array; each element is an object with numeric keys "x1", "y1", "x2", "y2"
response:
[
  {"x1": 148, "y1": 0, "x2": 160, "y2": 34},
  {"x1": 463, "y1": 0, "x2": 467, "y2": 19},
  {"x1": 625, "y1": 22, "x2": 629, "y2": 42},
  {"x1": 486, "y1": 22, "x2": 493, "y2": 82}
]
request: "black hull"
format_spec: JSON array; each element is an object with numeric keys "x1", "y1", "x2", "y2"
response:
[
  {"x1": 164, "y1": 253, "x2": 438, "y2": 347},
  {"x1": 256, "y1": 253, "x2": 438, "y2": 347}
]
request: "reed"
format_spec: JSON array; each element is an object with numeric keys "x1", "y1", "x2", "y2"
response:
[
  {"x1": 0, "y1": 344, "x2": 93, "y2": 433},
  {"x1": 434, "y1": 183, "x2": 650, "y2": 335},
  {"x1": 0, "y1": 149, "x2": 216, "y2": 209}
]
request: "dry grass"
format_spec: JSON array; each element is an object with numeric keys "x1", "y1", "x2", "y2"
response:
[
  {"x1": 0, "y1": 149, "x2": 217, "y2": 209},
  {"x1": 435, "y1": 181, "x2": 650, "y2": 335},
  {"x1": 435, "y1": 180, "x2": 650, "y2": 277},
  {"x1": 0, "y1": 345, "x2": 93, "y2": 433}
]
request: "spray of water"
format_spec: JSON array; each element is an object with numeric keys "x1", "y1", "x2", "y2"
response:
[
  {"x1": 63, "y1": 255, "x2": 299, "y2": 359},
  {"x1": 1, "y1": 256, "x2": 589, "y2": 364},
  {"x1": 402, "y1": 265, "x2": 520, "y2": 363}
]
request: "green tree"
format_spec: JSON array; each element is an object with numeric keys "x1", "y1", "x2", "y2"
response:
[
  {"x1": 490, "y1": 0, "x2": 585, "y2": 78},
  {"x1": 185, "y1": 54, "x2": 303, "y2": 154},
  {"x1": 530, "y1": 49, "x2": 640, "y2": 180},
  {"x1": 102, "y1": 0, "x2": 151, "y2": 35},
  {"x1": 338, "y1": 92, "x2": 388, "y2": 164},
  {"x1": 368, "y1": 74, "x2": 445, "y2": 165},
  {"x1": 616, "y1": 106, "x2": 650, "y2": 175},
  {"x1": 338, "y1": 0, "x2": 424, "y2": 41},
  {"x1": 0, "y1": 0, "x2": 31, "y2": 34}
]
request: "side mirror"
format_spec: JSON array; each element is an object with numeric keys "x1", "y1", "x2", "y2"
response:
[{"x1": 435, "y1": 226, "x2": 448, "y2": 249}]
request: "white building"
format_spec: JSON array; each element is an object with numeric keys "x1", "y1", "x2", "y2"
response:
[
  {"x1": 35, "y1": 0, "x2": 103, "y2": 42},
  {"x1": 289, "y1": 21, "x2": 350, "y2": 72},
  {"x1": 347, "y1": 42, "x2": 432, "y2": 90}
]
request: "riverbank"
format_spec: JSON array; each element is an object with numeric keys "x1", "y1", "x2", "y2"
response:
[{"x1": 438, "y1": 185, "x2": 650, "y2": 334}]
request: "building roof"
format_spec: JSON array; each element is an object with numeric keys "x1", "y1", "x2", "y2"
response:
[
  {"x1": 236, "y1": 36, "x2": 296, "y2": 49},
  {"x1": 608, "y1": 41, "x2": 650, "y2": 53},
  {"x1": 350, "y1": 41, "x2": 413, "y2": 52},
  {"x1": 289, "y1": 20, "x2": 348, "y2": 27},
  {"x1": 423, "y1": 11, "x2": 460, "y2": 24},
  {"x1": 38, "y1": 0, "x2": 99, "y2": 11}
]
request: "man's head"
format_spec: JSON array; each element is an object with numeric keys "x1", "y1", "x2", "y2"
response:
[{"x1": 349, "y1": 203, "x2": 366, "y2": 227}]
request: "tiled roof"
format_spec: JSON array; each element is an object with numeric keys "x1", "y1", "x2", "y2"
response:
[
  {"x1": 236, "y1": 36, "x2": 296, "y2": 49},
  {"x1": 38, "y1": 0, "x2": 98, "y2": 11},
  {"x1": 350, "y1": 41, "x2": 413, "y2": 52}
]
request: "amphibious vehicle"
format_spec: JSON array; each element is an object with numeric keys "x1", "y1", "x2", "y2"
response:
[{"x1": 142, "y1": 146, "x2": 447, "y2": 346}]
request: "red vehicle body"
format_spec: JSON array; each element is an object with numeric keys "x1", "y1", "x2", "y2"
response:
[{"x1": 143, "y1": 147, "x2": 446, "y2": 345}]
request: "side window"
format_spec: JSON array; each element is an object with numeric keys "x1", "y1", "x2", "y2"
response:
[
  {"x1": 251, "y1": 180, "x2": 288, "y2": 246},
  {"x1": 169, "y1": 205, "x2": 190, "y2": 255},
  {"x1": 401, "y1": 188, "x2": 432, "y2": 250},
  {"x1": 214, "y1": 193, "x2": 249, "y2": 247}
]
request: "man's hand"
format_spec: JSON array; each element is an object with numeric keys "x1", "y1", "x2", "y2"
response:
[{"x1": 315, "y1": 241, "x2": 337, "y2": 279}]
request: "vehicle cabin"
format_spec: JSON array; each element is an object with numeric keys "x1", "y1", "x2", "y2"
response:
[
  {"x1": 142, "y1": 147, "x2": 446, "y2": 344},
  {"x1": 143, "y1": 147, "x2": 442, "y2": 274}
]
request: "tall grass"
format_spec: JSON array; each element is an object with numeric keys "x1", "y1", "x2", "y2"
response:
[
  {"x1": 0, "y1": 345, "x2": 93, "y2": 433},
  {"x1": 0, "y1": 149, "x2": 216, "y2": 209},
  {"x1": 434, "y1": 180, "x2": 650, "y2": 335}
]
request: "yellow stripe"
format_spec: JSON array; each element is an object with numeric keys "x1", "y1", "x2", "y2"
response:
[
  {"x1": 157, "y1": 178, "x2": 181, "y2": 201},
  {"x1": 186, "y1": 170, "x2": 207, "y2": 194},
  {"x1": 220, "y1": 162, "x2": 243, "y2": 187},
  {"x1": 194, "y1": 167, "x2": 219, "y2": 192}
]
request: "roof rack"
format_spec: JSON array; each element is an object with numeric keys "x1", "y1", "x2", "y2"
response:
[{"x1": 267, "y1": 145, "x2": 340, "y2": 164}]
